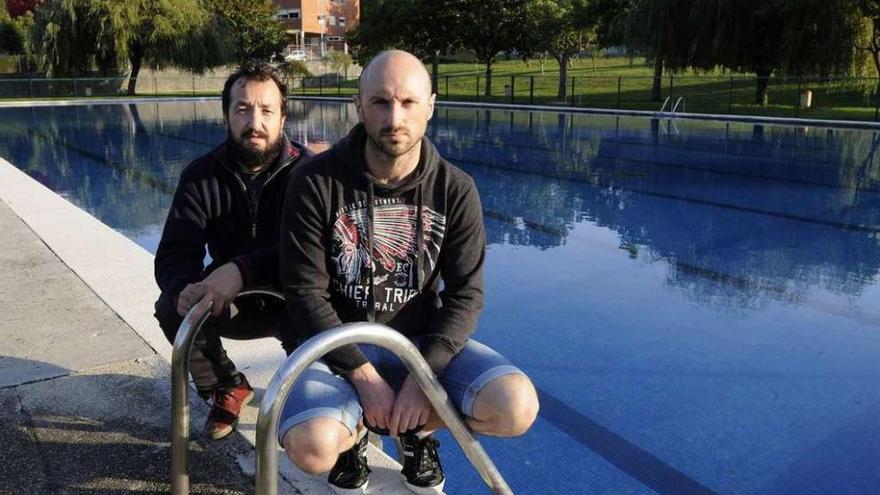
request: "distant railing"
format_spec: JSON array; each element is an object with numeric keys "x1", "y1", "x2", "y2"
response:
[{"x1": 2, "y1": 74, "x2": 880, "y2": 122}]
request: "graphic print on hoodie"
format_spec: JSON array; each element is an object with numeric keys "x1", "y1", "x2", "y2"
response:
[
  {"x1": 280, "y1": 123, "x2": 485, "y2": 374},
  {"x1": 331, "y1": 198, "x2": 446, "y2": 313}
]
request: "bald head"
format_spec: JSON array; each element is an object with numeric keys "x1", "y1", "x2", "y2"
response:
[
  {"x1": 358, "y1": 50, "x2": 432, "y2": 99},
  {"x1": 353, "y1": 50, "x2": 436, "y2": 163}
]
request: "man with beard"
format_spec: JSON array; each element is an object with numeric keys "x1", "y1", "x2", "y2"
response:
[
  {"x1": 276, "y1": 50, "x2": 539, "y2": 494},
  {"x1": 154, "y1": 62, "x2": 310, "y2": 440}
]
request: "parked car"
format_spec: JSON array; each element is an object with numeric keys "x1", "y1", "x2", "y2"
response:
[{"x1": 285, "y1": 50, "x2": 307, "y2": 62}]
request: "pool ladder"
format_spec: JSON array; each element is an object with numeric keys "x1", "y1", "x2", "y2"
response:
[
  {"x1": 659, "y1": 96, "x2": 685, "y2": 115},
  {"x1": 171, "y1": 290, "x2": 513, "y2": 495}
]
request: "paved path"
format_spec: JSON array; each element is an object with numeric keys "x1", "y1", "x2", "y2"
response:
[
  {"x1": 0, "y1": 159, "x2": 407, "y2": 494},
  {"x1": 0, "y1": 198, "x2": 255, "y2": 493}
]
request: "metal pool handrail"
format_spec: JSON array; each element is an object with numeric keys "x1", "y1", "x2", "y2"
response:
[
  {"x1": 660, "y1": 96, "x2": 672, "y2": 113},
  {"x1": 255, "y1": 322, "x2": 514, "y2": 495},
  {"x1": 171, "y1": 289, "x2": 285, "y2": 495},
  {"x1": 671, "y1": 96, "x2": 685, "y2": 113}
]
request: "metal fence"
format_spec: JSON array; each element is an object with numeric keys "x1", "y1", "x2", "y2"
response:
[
  {"x1": 2, "y1": 74, "x2": 879, "y2": 122},
  {"x1": 433, "y1": 74, "x2": 880, "y2": 122}
]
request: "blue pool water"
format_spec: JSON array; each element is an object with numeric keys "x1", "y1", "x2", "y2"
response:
[{"x1": 1, "y1": 100, "x2": 879, "y2": 494}]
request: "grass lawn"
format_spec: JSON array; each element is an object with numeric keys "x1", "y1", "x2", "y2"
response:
[
  {"x1": 289, "y1": 56, "x2": 880, "y2": 123},
  {"x1": 3, "y1": 56, "x2": 878, "y2": 122}
]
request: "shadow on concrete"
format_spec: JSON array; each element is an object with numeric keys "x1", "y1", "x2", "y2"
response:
[{"x1": 0, "y1": 355, "x2": 255, "y2": 494}]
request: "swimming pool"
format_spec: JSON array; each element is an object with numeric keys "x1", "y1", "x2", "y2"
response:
[{"x1": 1, "y1": 100, "x2": 878, "y2": 494}]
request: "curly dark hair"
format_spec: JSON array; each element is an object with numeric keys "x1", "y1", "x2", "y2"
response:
[{"x1": 221, "y1": 61, "x2": 288, "y2": 117}]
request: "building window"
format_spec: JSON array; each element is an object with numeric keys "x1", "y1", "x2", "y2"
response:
[
  {"x1": 329, "y1": 15, "x2": 336, "y2": 26},
  {"x1": 338, "y1": 16, "x2": 346, "y2": 27},
  {"x1": 328, "y1": 36, "x2": 343, "y2": 41},
  {"x1": 276, "y1": 8, "x2": 300, "y2": 19}
]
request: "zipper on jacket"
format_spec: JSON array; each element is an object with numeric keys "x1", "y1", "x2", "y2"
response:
[
  {"x1": 218, "y1": 142, "x2": 297, "y2": 242},
  {"x1": 249, "y1": 159, "x2": 289, "y2": 240},
  {"x1": 251, "y1": 202, "x2": 258, "y2": 239},
  {"x1": 224, "y1": 171, "x2": 256, "y2": 239}
]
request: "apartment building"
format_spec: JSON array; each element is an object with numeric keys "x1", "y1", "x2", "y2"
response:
[{"x1": 274, "y1": 0, "x2": 361, "y2": 57}]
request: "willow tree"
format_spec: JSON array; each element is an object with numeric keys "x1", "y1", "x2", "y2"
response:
[
  {"x1": 690, "y1": 0, "x2": 862, "y2": 105},
  {"x1": 100, "y1": 0, "x2": 228, "y2": 95},
  {"x1": 31, "y1": 0, "x2": 229, "y2": 93},
  {"x1": 30, "y1": 0, "x2": 118, "y2": 76}
]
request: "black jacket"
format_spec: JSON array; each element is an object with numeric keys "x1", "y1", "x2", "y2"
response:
[
  {"x1": 155, "y1": 136, "x2": 310, "y2": 304},
  {"x1": 280, "y1": 124, "x2": 486, "y2": 375}
]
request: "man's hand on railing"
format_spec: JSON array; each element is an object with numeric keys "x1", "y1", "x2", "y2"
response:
[{"x1": 177, "y1": 262, "x2": 244, "y2": 318}]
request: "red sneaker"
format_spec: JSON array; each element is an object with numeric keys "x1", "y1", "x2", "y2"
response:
[{"x1": 205, "y1": 374, "x2": 254, "y2": 440}]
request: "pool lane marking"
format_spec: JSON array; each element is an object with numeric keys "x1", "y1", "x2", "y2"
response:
[
  {"x1": 535, "y1": 387, "x2": 719, "y2": 495},
  {"x1": 452, "y1": 157, "x2": 880, "y2": 235}
]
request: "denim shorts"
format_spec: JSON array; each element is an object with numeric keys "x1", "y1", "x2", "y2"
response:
[{"x1": 277, "y1": 338, "x2": 524, "y2": 443}]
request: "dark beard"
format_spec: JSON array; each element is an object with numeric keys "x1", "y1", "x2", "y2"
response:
[{"x1": 227, "y1": 132, "x2": 283, "y2": 172}]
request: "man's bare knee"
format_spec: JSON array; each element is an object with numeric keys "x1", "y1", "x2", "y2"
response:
[
  {"x1": 471, "y1": 373, "x2": 539, "y2": 437},
  {"x1": 282, "y1": 417, "x2": 353, "y2": 474}
]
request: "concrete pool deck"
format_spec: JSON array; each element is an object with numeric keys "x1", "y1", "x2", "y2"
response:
[{"x1": 0, "y1": 158, "x2": 409, "y2": 494}]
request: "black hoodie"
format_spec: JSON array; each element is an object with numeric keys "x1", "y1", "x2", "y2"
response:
[
  {"x1": 280, "y1": 124, "x2": 485, "y2": 375},
  {"x1": 155, "y1": 135, "x2": 310, "y2": 304}
]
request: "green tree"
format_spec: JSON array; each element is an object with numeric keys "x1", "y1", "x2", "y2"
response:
[
  {"x1": 0, "y1": 2, "x2": 26, "y2": 55},
  {"x1": 856, "y1": 1, "x2": 880, "y2": 76},
  {"x1": 524, "y1": 0, "x2": 596, "y2": 100},
  {"x1": 31, "y1": 0, "x2": 117, "y2": 76},
  {"x1": 457, "y1": 0, "x2": 530, "y2": 96},
  {"x1": 327, "y1": 50, "x2": 353, "y2": 78},
  {"x1": 95, "y1": 0, "x2": 229, "y2": 95},
  {"x1": 31, "y1": 0, "x2": 230, "y2": 91},
  {"x1": 348, "y1": 0, "x2": 461, "y2": 93},
  {"x1": 208, "y1": 0, "x2": 287, "y2": 62},
  {"x1": 690, "y1": 0, "x2": 863, "y2": 105},
  {"x1": 347, "y1": 0, "x2": 407, "y2": 62},
  {"x1": 278, "y1": 59, "x2": 311, "y2": 81},
  {"x1": 623, "y1": 0, "x2": 694, "y2": 102},
  {"x1": 0, "y1": 19, "x2": 25, "y2": 54},
  {"x1": 7, "y1": 0, "x2": 44, "y2": 18}
]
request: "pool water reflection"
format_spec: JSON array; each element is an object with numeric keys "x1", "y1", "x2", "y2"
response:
[{"x1": 1, "y1": 100, "x2": 878, "y2": 494}]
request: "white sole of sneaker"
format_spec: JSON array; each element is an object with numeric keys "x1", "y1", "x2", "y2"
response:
[
  {"x1": 403, "y1": 480, "x2": 445, "y2": 495},
  {"x1": 329, "y1": 479, "x2": 369, "y2": 495}
]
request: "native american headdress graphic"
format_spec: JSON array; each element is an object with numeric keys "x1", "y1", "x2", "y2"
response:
[{"x1": 331, "y1": 204, "x2": 446, "y2": 286}]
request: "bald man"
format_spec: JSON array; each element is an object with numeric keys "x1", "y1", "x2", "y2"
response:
[{"x1": 277, "y1": 50, "x2": 539, "y2": 494}]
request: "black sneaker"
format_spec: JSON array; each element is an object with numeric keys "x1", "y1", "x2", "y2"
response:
[
  {"x1": 400, "y1": 433, "x2": 445, "y2": 494},
  {"x1": 328, "y1": 430, "x2": 370, "y2": 494}
]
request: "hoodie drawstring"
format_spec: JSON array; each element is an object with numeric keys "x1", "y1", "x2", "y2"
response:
[
  {"x1": 366, "y1": 183, "x2": 377, "y2": 322},
  {"x1": 414, "y1": 183, "x2": 424, "y2": 294},
  {"x1": 366, "y1": 181, "x2": 424, "y2": 321}
]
